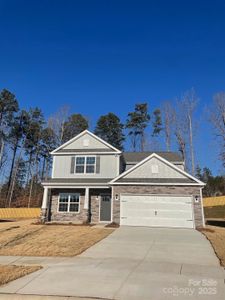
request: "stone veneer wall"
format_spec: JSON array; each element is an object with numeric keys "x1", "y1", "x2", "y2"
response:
[
  {"x1": 112, "y1": 185, "x2": 203, "y2": 228},
  {"x1": 90, "y1": 195, "x2": 100, "y2": 223},
  {"x1": 48, "y1": 188, "x2": 110, "y2": 223}
]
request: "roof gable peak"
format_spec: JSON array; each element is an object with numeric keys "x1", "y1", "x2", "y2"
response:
[
  {"x1": 111, "y1": 152, "x2": 204, "y2": 185},
  {"x1": 51, "y1": 130, "x2": 121, "y2": 154}
]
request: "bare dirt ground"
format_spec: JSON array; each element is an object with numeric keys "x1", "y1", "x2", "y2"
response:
[
  {"x1": 201, "y1": 225, "x2": 225, "y2": 267},
  {"x1": 0, "y1": 265, "x2": 42, "y2": 286},
  {"x1": 0, "y1": 219, "x2": 114, "y2": 256}
]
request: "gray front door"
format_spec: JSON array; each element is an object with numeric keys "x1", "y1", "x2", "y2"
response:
[{"x1": 100, "y1": 195, "x2": 111, "y2": 222}]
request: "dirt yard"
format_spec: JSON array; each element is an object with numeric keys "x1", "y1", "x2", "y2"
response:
[
  {"x1": 0, "y1": 219, "x2": 114, "y2": 256},
  {"x1": 201, "y1": 226, "x2": 225, "y2": 267},
  {"x1": 0, "y1": 265, "x2": 42, "y2": 286}
]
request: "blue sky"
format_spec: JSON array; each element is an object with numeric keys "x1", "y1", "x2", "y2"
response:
[{"x1": 0, "y1": 0, "x2": 224, "y2": 174}]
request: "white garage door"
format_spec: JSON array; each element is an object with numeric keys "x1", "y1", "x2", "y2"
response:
[{"x1": 120, "y1": 195, "x2": 194, "y2": 228}]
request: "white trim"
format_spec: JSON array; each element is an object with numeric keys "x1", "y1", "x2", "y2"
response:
[
  {"x1": 110, "y1": 153, "x2": 205, "y2": 186},
  {"x1": 74, "y1": 155, "x2": 96, "y2": 175},
  {"x1": 52, "y1": 152, "x2": 119, "y2": 156},
  {"x1": 111, "y1": 182, "x2": 203, "y2": 186},
  {"x1": 119, "y1": 193, "x2": 195, "y2": 197},
  {"x1": 111, "y1": 192, "x2": 113, "y2": 223},
  {"x1": 99, "y1": 194, "x2": 112, "y2": 223},
  {"x1": 51, "y1": 156, "x2": 55, "y2": 178},
  {"x1": 126, "y1": 160, "x2": 184, "y2": 165},
  {"x1": 51, "y1": 130, "x2": 121, "y2": 154},
  {"x1": 42, "y1": 182, "x2": 201, "y2": 188},
  {"x1": 42, "y1": 185, "x2": 109, "y2": 189},
  {"x1": 84, "y1": 188, "x2": 89, "y2": 209},
  {"x1": 200, "y1": 187, "x2": 205, "y2": 227},
  {"x1": 119, "y1": 193, "x2": 195, "y2": 229},
  {"x1": 116, "y1": 154, "x2": 120, "y2": 176},
  {"x1": 57, "y1": 192, "x2": 80, "y2": 214},
  {"x1": 41, "y1": 187, "x2": 49, "y2": 209},
  {"x1": 191, "y1": 195, "x2": 196, "y2": 229}
]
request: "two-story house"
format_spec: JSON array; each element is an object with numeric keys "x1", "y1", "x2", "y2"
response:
[{"x1": 41, "y1": 130, "x2": 205, "y2": 228}]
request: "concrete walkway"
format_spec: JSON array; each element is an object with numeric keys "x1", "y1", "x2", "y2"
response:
[{"x1": 0, "y1": 227, "x2": 225, "y2": 300}]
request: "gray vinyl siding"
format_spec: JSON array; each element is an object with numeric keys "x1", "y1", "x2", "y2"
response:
[
  {"x1": 63, "y1": 133, "x2": 112, "y2": 150},
  {"x1": 124, "y1": 157, "x2": 186, "y2": 179},
  {"x1": 53, "y1": 154, "x2": 119, "y2": 178},
  {"x1": 125, "y1": 162, "x2": 185, "y2": 171}
]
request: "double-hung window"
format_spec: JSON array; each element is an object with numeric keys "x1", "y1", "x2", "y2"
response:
[
  {"x1": 58, "y1": 193, "x2": 80, "y2": 213},
  {"x1": 75, "y1": 156, "x2": 96, "y2": 174}
]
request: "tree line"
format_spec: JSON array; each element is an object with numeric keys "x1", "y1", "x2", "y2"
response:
[{"x1": 0, "y1": 88, "x2": 224, "y2": 207}]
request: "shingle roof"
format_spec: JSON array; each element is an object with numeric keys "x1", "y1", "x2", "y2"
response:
[
  {"x1": 123, "y1": 152, "x2": 183, "y2": 163},
  {"x1": 42, "y1": 178, "x2": 111, "y2": 185}
]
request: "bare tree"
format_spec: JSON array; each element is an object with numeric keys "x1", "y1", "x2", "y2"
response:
[
  {"x1": 7, "y1": 144, "x2": 25, "y2": 207},
  {"x1": 173, "y1": 101, "x2": 188, "y2": 168},
  {"x1": 210, "y1": 92, "x2": 225, "y2": 166},
  {"x1": 0, "y1": 141, "x2": 7, "y2": 172},
  {"x1": 181, "y1": 88, "x2": 199, "y2": 175},
  {"x1": 48, "y1": 105, "x2": 70, "y2": 146},
  {"x1": 161, "y1": 101, "x2": 175, "y2": 151}
]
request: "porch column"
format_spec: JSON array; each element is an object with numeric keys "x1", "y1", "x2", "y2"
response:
[
  {"x1": 42, "y1": 187, "x2": 48, "y2": 209},
  {"x1": 84, "y1": 188, "x2": 89, "y2": 209},
  {"x1": 41, "y1": 187, "x2": 49, "y2": 223}
]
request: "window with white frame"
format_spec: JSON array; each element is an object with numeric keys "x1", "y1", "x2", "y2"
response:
[
  {"x1": 75, "y1": 156, "x2": 96, "y2": 174},
  {"x1": 58, "y1": 193, "x2": 80, "y2": 212}
]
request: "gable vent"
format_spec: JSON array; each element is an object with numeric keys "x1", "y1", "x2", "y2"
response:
[
  {"x1": 83, "y1": 139, "x2": 89, "y2": 147},
  {"x1": 151, "y1": 164, "x2": 159, "y2": 174}
]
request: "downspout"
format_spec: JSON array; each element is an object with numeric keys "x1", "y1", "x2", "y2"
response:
[
  {"x1": 200, "y1": 187, "x2": 205, "y2": 227},
  {"x1": 88, "y1": 189, "x2": 91, "y2": 223}
]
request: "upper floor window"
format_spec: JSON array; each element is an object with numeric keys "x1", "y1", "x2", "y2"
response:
[{"x1": 75, "y1": 156, "x2": 96, "y2": 174}]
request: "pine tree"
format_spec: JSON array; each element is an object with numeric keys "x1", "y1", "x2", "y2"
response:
[
  {"x1": 40, "y1": 127, "x2": 57, "y2": 180},
  {"x1": 0, "y1": 89, "x2": 19, "y2": 168},
  {"x1": 152, "y1": 109, "x2": 163, "y2": 136},
  {"x1": 126, "y1": 103, "x2": 150, "y2": 151},
  {"x1": 94, "y1": 113, "x2": 125, "y2": 150},
  {"x1": 62, "y1": 114, "x2": 88, "y2": 143}
]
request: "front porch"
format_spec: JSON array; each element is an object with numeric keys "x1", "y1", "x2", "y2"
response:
[{"x1": 41, "y1": 187, "x2": 112, "y2": 224}]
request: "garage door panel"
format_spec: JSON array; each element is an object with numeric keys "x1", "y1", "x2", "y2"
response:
[
  {"x1": 122, "y1": 201, "x2": 191, "y2": 211},
  {"x1": 121, "y1": 217, "x2": 193, "y2": 228},
  {"x1": 120, "y1": 195, "x2": 194, "y2": 228},
  {"x1": 157, "y1": 210, "x2": 192, "y2": 219}
]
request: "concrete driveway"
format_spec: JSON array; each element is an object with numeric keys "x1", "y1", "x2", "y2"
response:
[{"x1": 0, "y1": 227, "x2": 225, "y2": 300}]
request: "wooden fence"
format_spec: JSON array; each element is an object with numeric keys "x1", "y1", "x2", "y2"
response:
[
  {"x1": 0, "y1": 208, "x2": 41, "y2": 219},
  {"x1": 203, "y1": 196, "x2": 225, "y2": 207}
]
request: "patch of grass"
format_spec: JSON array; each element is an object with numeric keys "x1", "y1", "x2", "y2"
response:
[
  {"x1": 201, "y1": 226, "x2": 225, "y2": 267},
  {"x1": 0, "y1": 219, "x2": 114, "y2": 256},
  {"x1": 0, "y1": 265, "x2": 42, "y2": 286}
]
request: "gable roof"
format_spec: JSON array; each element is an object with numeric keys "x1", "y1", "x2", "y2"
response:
[
  {"x1": 51, "y1": 130, "x2": 122, "y2": 154},
  {"x1": 111, "y1": 153, "x2": 205, "y2": 186},
  {"x1": 123, "y1": 151, "x2": 183, "y2": 163}
]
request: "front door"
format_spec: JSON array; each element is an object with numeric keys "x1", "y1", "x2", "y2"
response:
[{"x1": 100, "y1": 195, "x2": 111, "y2": 222}]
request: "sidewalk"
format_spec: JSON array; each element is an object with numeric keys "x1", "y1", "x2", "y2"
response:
[
  {"x1": 0, "y1": 256, "x2": 69, "y2": 266},
  {"x1": 0, "y1": 294, "x2": 97, "y2": 300}
]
